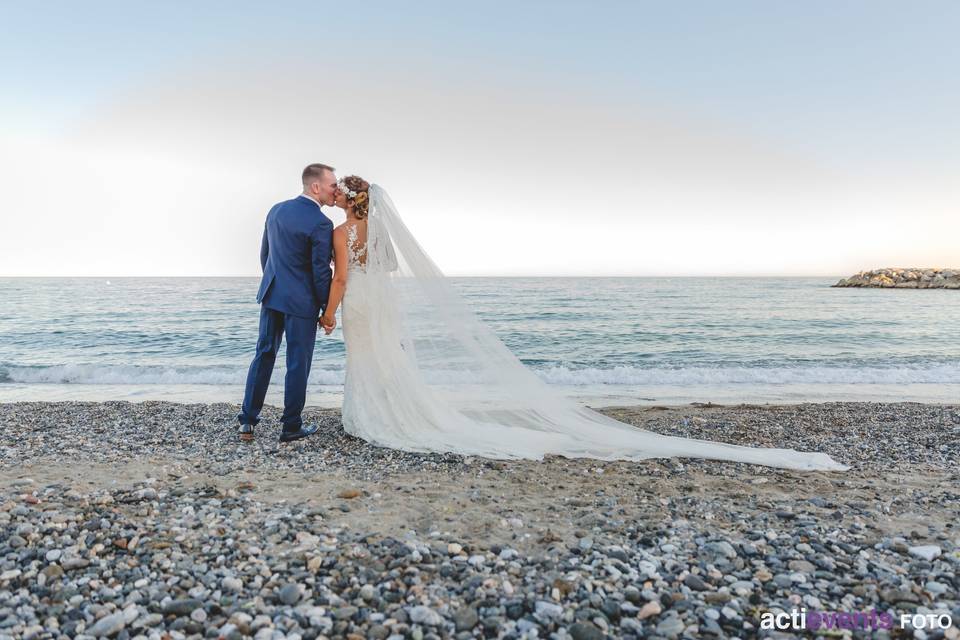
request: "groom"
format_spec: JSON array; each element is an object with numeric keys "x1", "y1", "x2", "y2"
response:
[{"x1": 236, "y1": 163, "x2": 338, "y2": 443}]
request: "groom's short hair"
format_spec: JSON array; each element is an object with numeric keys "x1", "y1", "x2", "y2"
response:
[{"x1": 302, "y1": 163, "x2": 335, "y2": 185}]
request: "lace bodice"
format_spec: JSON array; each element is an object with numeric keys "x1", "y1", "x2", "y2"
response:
[{"x1": 344, "y1": 222, "x2": 367, "y2": 271}]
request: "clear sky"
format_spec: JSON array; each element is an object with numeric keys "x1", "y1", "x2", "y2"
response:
[{"x1": 2, "y1": 1, "x2": 957, "y2": 276}]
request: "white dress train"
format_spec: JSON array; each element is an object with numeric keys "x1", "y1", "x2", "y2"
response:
[{"x1": 338, "y1": 186, "x2": 849, "y2": 472}]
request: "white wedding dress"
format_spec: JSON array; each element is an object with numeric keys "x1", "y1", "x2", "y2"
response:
[{"x1": 339, "y1": 185, "x2": 848, "y2": 472}]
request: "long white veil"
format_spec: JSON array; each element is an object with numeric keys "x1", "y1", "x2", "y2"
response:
[{"x1": 357, "y1": 184, "x2": 848, "y2": 471}]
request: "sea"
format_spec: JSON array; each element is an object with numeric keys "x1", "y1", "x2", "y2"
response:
[{"x1": 1, "y1": 277, "x2": 958, "y2": 407}]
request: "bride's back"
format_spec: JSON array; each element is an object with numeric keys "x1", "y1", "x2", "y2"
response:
[{"x1": 341, "y1": 220, "x2": 367, "y2": 268}]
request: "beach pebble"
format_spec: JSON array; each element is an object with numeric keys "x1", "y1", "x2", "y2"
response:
[
  {"x1": 453, "y1": 607, "x2": 478, "y2": 631},
  {"x1": 656, "y1": 615, "x2": 686, "y2": 637},
  {"x1": 909, "y1": 545, "x2": 942, "y2": 561},
  {"x1": 638, "y1": 601, "x2": 662, "y2": 619},
  {"x1": 222, "y1": 576, "x2": 243, "y2": 593},
  {"x1": 408, "y1": 605, "x2": 442, "y2": 626},
  {"x1": 87, "y1": 612, "x2": 126, "y2": 637},
  {"x1": 535, "y1": 601, "x2": 564, "y2": 623},
  {"x1": 278, "y1": 583, "x2": 300, "y2": 605},
  {"x1": 569, "y1": 621, "x2": 604, "y2": 640}
]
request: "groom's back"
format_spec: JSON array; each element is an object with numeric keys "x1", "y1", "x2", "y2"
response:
[
  {"x1": 267, "y1": 199, "x2": 315, "y2": 265},
  {"x1": 257, "y1": 196, "x2": 332, "y2": 319}
]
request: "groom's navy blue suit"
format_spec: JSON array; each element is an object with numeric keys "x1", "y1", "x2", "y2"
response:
[{"x1": 238, "y1": 194, "x2": 334, "y2": 430}]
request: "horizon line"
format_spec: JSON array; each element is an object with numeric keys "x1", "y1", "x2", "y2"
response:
[{"x1": 0, "y1": 274, "x2": 854, "y2": 279}]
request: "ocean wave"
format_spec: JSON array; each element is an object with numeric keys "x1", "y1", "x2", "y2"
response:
[
  {"x1": 2, "y1": 361, "x2": 959, "y2": 387},
  {"x1": 0, "y1": 363, "x2": 345, "y2": 386},
  {"x1": 536, "y1": 364, "x2": 960, "y2": 385}
]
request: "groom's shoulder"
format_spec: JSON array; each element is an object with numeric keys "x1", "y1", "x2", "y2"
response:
[
  {"x1": 268, "y1": 196, "x2": 308, "y2": 218},
  {"x1": 274, "y1": 196, "x2": 304, "y2": 209}
]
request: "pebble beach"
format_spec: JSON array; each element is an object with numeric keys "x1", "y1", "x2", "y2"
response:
[{"x1": 1, "y1": 400, "x2": 959, "y2": 639}]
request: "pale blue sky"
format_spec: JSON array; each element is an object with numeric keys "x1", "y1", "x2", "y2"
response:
[{"x1": 2, "y1": 1, "x2": 957, "y2": 276}]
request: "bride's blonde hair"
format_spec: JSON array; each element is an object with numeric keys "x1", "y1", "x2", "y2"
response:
[{"x1": 342, "y1": 175, "x2": 371, "y2": 220}]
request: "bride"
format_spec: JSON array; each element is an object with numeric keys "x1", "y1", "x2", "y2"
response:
[{"x1": 318, "y1": 176, "x2": 848, "y2": 472}]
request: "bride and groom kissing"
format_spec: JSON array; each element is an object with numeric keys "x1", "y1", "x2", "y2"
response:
[{"x1": 233, "y1": 163, "x2": 849, "y2": 472}]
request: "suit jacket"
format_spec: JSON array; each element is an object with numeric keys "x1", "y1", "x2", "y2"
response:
[{"x1": 256, "y1": 195, "x2": 334, "y2": 319}]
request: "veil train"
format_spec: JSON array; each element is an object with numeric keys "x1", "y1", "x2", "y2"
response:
[{"x1": 341, "y1": 184, "x2": 849, "y2": 472}]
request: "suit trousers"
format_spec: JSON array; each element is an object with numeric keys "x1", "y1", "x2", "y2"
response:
[{"x1": 238, "y1": 304, "x2": 317, "y2": 430}]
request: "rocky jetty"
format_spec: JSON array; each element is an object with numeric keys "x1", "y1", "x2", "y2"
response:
[{"x1": 833, "y1": 267, "x2": 960, "y2": 289}]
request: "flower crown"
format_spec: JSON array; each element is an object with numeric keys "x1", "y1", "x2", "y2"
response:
[{"x1": 337, "y1": 179, "x2": 358, "y2": 199}]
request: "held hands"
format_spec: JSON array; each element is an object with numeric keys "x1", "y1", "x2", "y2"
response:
[{"x1": 319, "y1": 312, "x2": 336, "y2": 335}]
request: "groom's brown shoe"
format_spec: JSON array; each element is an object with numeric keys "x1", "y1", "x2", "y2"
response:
[{"x1": 238, "y1": 423, "x2": 254, "y2": 442}]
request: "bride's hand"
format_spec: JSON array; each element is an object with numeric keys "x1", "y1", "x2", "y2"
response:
[{"x1": 320, "y1": 313, "x2": 336, "y2": 334}]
